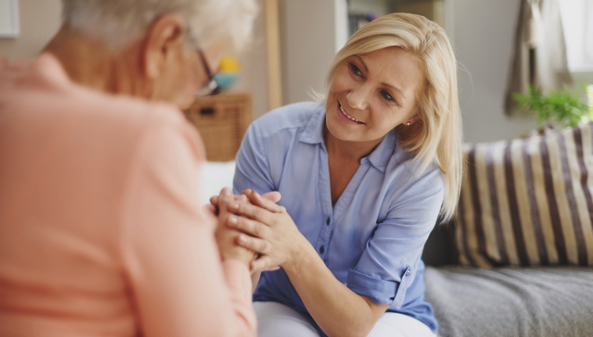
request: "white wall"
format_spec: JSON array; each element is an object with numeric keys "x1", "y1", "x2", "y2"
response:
[
  {"x1": 274, "y1": 0, "x2": 540, "y2": 142},
  {"x1": 1, "y1": 0, "x2": 542, "y2": 143},
  {"x1": 229, "y1": 0, "x2": 269, "y2": 118},
  {"x1": 0, "y1": 0, "x2": 271, "y2": 118},
  {"x1": 278, "y1": 0, "x2": 341, "y2": 104},
  {"x1": 349, "y1": 0, "x2": 392, "y2": 15},
  {"x1": 0, "y1": 0, "x2": 61, "y2": 60},
  {"x1": 450, "y1": 0, "x2": 537, "y2": 143}
]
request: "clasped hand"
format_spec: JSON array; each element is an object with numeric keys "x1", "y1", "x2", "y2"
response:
[{"x1": 210, "y1": 187, "x2": 304, "y2": 272}]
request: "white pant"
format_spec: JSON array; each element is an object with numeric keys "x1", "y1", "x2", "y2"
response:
[{"x1": 254, "y1": 301, "x2": 437, "y2": 337}]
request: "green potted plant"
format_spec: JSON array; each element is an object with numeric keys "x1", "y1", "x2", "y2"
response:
[{"x1": 512, "y1": 84, "x2": 592, "y2": 133}]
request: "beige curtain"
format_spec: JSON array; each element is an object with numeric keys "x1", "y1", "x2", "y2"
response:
[{"x1": 504, "y1": 0, "x2": 572, "y2": 115}]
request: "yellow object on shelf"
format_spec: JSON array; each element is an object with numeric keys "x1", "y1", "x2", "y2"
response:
[{"x1": 218, "y1": 56, "x2": 241, "y2": 74}]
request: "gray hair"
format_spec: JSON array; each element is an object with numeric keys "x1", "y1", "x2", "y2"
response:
[{"x1": 62, "y1": 0, "x2": 258, "y2": 52}]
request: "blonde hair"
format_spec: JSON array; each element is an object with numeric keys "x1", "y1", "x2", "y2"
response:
[
  {"x1": 61, "y1": 0, "x2": 258, "y2": 53},
  {"x1": 327, "y1": 13, "x2": 463, "y2": 221}
]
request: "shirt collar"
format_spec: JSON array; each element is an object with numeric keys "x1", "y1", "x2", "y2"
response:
[
  {"x1": 298, "y1": 103, "x2": 398, "y2": 173},
  {"x1": 366, "y1": 128, "x2": 397, "y2": 173},
  {"x1": 299, "y1": 103, "x2": 326, "y2": 145}
]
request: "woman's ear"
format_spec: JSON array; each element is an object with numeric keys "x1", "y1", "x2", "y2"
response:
[
  {"x1": 141, "y1": 13, "x2": 187, "y2": 79},
  {"x1": 405, "y1": 115, "x2": 420, "y2": 126}
]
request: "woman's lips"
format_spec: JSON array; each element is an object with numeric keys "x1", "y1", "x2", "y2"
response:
[{"x1": 337, "y1": 102, "x2": 365, "y2": 125}]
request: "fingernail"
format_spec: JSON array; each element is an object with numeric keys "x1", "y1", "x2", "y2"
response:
[
  {"x1": 230, "y1": 203, "x2": 239, "y2": 210},
  {"x1": 228, "y1": 216, "x2": 237, "y2": 225},
  {"x1": 238, "y1": 234, "x2": 247, "y2": 242},
  {"x1": 221, "y1": 187, "x2": 231, "y2": 196}
]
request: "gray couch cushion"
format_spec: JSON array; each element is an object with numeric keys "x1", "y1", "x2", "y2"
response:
[{"x1": 425, "y1": 266, "x2": 593, "y2": 337}]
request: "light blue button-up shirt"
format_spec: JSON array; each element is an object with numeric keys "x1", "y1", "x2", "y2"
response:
[{"x1": 233, "y1": 102, "x2": 443, "y2": 334}]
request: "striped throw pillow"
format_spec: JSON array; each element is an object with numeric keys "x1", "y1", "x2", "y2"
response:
[{"x1": 455, "y1": 122, "x2": 593, "y2": 267}]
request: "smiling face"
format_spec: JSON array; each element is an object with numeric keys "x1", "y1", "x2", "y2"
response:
[{"x1": 325, "y1": 46, "x2": 424, "y2": 150}]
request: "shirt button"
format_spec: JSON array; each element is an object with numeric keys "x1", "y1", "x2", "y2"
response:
[
  {"x1": 319, "y1": 246, "x2": 325, "y2": 254},
  {"x1": 405, "y1": 269, "x2": 411, "y2": 276},
  {"x1": 326, "y1": 217, "x2": 330, "y2": 225}
]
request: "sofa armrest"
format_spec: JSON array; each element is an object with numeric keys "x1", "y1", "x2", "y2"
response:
[{"x1": 422, "y1": 222, "x2": 458, "y2": 266}]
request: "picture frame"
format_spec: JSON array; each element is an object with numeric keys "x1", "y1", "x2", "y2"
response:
[{"x1": 0, "y1": 0, "x2": 20, "y2": 38}]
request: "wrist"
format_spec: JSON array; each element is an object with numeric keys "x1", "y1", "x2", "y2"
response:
[
  {"x1": 221, "y1": 247, "x2": 254, "y2": 269},
  {"x1": 283, "y1": 237, "x2": 315, "y2": 275}
]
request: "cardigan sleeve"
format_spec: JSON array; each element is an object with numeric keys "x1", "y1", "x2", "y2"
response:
[{"x1": 120, "y1": 111, "x2": 256, "y2": 337}]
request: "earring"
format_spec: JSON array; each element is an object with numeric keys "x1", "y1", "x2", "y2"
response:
[{"x1": 405, "y1": 122, "x2": 411, "y2": 126}]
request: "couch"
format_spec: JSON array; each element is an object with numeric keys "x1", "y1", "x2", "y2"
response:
[
  {"x1": 422, "y1": 121, "x2": 593, "y2": 337},
  {"x1": 200, "y1": 121, "x2": 593, "y2": 337},
  {"x1": 422, "y1": 227, "x2": 593, "y2": 336}
]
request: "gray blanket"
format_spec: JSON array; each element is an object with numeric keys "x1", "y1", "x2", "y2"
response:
[{"x1": 424, "y1": 266, "x2": 593, "y2": 337}]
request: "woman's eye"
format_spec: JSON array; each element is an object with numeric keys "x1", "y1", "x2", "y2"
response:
[
  {"x1": 349, "y1": 63, "x2": 362, "y2": 77},
  {"x1": 381, "y1": 90, "x2": 394, "y2": 102}
]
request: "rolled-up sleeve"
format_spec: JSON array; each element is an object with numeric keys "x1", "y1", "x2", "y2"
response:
[{"x1": 347, "y1": 168, "x2": 444, "y2": 308}]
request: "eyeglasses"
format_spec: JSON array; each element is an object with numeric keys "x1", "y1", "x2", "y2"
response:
[{"x1": 196, "y1": 49, "x2": 221, "y2": 97}]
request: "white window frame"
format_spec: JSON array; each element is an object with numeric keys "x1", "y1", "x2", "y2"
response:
[
  {"x1": 0, "y1": 0, "x2": 19, "y2": 38},
  {"x1": 560, "y1": 0, "x2": 593, "y2": 83}
]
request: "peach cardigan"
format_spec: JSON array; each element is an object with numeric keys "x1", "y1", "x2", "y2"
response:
[{"x1": 0, "y1": 54, "x2": 255, "y2": 337}]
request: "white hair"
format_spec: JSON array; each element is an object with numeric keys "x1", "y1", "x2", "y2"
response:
[{"x1": 61, "y1": 0, "x2": 258, "y2": 52}]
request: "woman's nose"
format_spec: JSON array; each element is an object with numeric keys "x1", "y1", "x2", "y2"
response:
[{"x1": 346, "y1": 85, "x2": 370, "y2": 111}]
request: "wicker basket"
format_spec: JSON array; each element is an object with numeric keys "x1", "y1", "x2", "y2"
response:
[{"x1": 183, "y1": 93, "x2": 253, "y2": 162}]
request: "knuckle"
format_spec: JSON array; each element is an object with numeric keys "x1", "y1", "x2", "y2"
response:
[
  {"x1": 256, "y1": 222, "x2": 269, "y2": 237},
  {"x1": 246, "y1": 221, "x2": 259, "y2": 236},
  {"x1": 231, "y1": 217, "x2": 242, "y2": 229},
  {"x1": 253, "y1": 222, "x2": 265, "y2": 238},
  {"x1": 240, "y1": 234, "x2": 251, "y2": 245},
  {"x1": 262, "y1": 241, "x2": 272, "y2": 254},
  {"x1": 260, "y1": 257, "x2": 271, "y2": 267},
  {"x1": 252, "y1": 208, "x2": 263, "y2": 219},
  {"x1": 254, "y1": 260, "x2": 265, "y2": 270},
  {"x1": 251, "y1": 223, "x2": 261, "y2": 236},
  {"x1": 219, "y1": 195, "x2": 232, "y2": 205}
]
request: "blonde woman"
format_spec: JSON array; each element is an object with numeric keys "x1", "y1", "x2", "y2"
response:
[
  {"x1": 0, "y1": 0, "x2": 262, "y2": 336},
  {"x1": 217, "y1": 13, "x2": 462, "y2": 337}
]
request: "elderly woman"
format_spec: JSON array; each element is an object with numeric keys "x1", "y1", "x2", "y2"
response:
[
  {"x1": 216, "y1": 13, "x2": 463, "y2": 337},
  {"x1": 0, "y1": 0, "x2": 260, "y2": 336}
]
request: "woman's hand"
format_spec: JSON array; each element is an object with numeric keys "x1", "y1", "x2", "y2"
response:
[
  {"x1": 210, "y1": 188, "x2": 284, "y2": 272},
  {"x1": 209, "y1": 188, "x2": 283, "y2": 215},
  {"x1": 214, "y1": 190, "x2": 255, "y2": 268},
  {"x1": 224, "y1": 190, "x2": 307, "y2": 271}
]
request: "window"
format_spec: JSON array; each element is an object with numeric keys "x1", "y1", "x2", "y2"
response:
[
  {"x1": 559, "y1": 0, "x2": 593, "y2": 82},
  {"x1": 0, "y1": 0, "x2": 19, "y2": 38}
]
